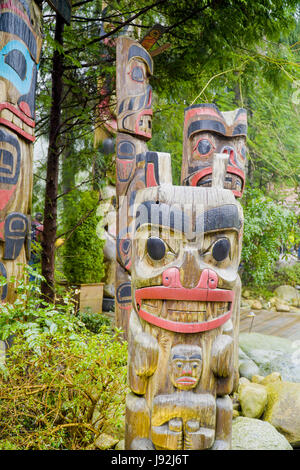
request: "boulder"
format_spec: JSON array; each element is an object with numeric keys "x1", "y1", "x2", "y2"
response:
[
  {"x1": 232, "y1": 417, "x2": 292, "y2": 450},
  {"x1": 274, "y1": 285, "x2": 300, "y2": 307},
  {"x1": 239, "y1": 333, "x2": 300, "y2": 383},
  {"x1": 94, "y1": 433, "x2": 119, "y2": 450},
  {"x1": 264, "y1": 381, "x2": 300, "y2": 447},
  {"x1": 276, "y1": 303, "x2": 290, "y2": 312},
  {"x1": 250, "y1": 300, "x2": 262, "y2": 310},
  {"x1": 238, "y1": 382, "x2": 268, "y2": 419},
  {"x1": 239, "y1": 347, "x2": 260, "y2": 380},
  {"x1": 239, "y1": 360, "x2": 260, "y2": 381}
]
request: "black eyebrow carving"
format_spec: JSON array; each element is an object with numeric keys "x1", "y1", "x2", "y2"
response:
[
  {"x1": 188, "y1": 119, "x2": 226, "y2": 138},
  {"x1": 128, "y1": 44, "x2": 153, "y2": 74},
  {"x1": 135, "y1": 202, "x2": 241, "y2": 234}
]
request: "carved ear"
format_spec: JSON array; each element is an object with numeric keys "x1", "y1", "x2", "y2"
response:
[{"x1": 212, "y1": 153, "x2": 229, "y2": 189}]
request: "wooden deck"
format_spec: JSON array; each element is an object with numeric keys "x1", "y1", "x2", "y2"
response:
[{"x1": 239, "y1": 307, "x2": 300, "y2": 341}]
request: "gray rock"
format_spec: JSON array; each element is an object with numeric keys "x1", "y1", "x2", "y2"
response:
[
  {"x1": 94, "y1": 433, "x2": 119, "y2": 450},
  {"x1": 239, "y1": 360, "x2": 260, "y2": 380},
  {"x1": 232, "y1": 417, "x2": 293, "y2": 450},
  {"x1": 274, "y1": 285, "x2": 300, "y2": 307},
  {"x1": 239, "y1": 333, "x2": 300, "y2": 383}
]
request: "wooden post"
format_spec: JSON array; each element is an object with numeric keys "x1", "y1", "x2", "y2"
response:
[
  {"x1": 117, "y1": 38, "x2": 247, "y2": 450},
  {"x1": 0, "y1": 0, "x2": 42, "y2": 302}
]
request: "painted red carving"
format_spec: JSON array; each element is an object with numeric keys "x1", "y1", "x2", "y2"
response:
[
  {"x1": 135, "y1": 267, "x2": 234, "y2": 333},
  {"x1": 146, "y1": 162, "x2": 158, "y2": 187},
  {"x1": 0, "y1": 187, "x2": 16, "y2": 211}
]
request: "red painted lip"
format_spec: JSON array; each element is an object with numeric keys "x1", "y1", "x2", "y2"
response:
[
  {"x1": 0, "y1": 103, "x2": 35, "y2": 142},
  {"x1": 176, "y1": 377, "x2": 197, "y2": 384},
  {"x1": 135, "y1": 286, "x2": 234, "y2": 333}
]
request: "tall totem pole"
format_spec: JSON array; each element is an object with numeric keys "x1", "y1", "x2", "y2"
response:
[
  {"x1": 0, "y1": 0, "x2": 42, "y2": 302},
  {"x1": 116, "y1": 38, "x2": 247, "y2": 450}
]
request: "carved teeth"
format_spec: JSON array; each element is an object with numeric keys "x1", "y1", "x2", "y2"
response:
[
  {"x1": 141, "y1": 300, "x2": 230, "y2": 323},
  {"x1": 0, "y1": 108, "x2": 34, "y2": 136},
  {"x1": 1, "y1": 108, "x2": 13, "y2": 122}
]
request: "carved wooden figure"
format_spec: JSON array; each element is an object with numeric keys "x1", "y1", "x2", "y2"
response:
[
  {"x1": 116, "y1": 37, "x2": 246, "y2": 450},
  {"x1": 126, "y1": 175, "x2": 243, "y2": 450},
  {"x1": 0, "y1": 0, "x2": 42, "y2": 302},
  {"x1": 115, "y1": 37, "x2": 171, "y2": 336},
  {"x1": 181, "y1": 104, "x2": 247, "y2": 198}
]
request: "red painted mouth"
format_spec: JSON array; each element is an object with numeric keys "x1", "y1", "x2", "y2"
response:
[
  {"x1": 0, "y1": 102, "x2": 35, "y2": 142},
  {"x1": 176, "y1": 376, "x2": 197, "y2": 385},
  {"x1": 135, "y1": 286, "x2": 234, "y2": 333}
]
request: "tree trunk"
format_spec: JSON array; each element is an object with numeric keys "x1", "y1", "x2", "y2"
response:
[{"x1": 41, "y1": 13, "x2": 64, "y2": 302}]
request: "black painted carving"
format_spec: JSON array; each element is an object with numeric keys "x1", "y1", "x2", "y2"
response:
[
  {"x1": 3, "y1": 212, "x2": 28, "y2": 260},
  {"x1": 116, "y1": 282, "x2": 132, "y2": 304},
  {"x1": 0, "y1": 129, "x2": 21, "y2": 185},
  {"x1": 147, "y1": 236, "x2": 165, "y2": 260},
  {"x1": 0, "y1": 262, "x2": 7, "y2": 301},
  {"x1": 212, "y1": 238, "x2": 231, "y2": 262}
]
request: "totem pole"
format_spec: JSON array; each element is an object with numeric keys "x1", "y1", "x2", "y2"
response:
[
  {"x1": 0, "y1": 0, "x2": 42, "y2": 302},
  {"x1": 116, "y1": 36, "x2": 247, "y2": 450},
  {"x1": 115, "y1": 37, "x2": 171, "y2": 338}
]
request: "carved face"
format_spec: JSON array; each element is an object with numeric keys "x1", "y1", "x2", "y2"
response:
[
  {"x1": 169, "y1": 345, "x2": 202, "y2": 390},
  {"x1": 0, "y1": 0, "x2": 41, "y2": 219},
  {"x1": 182, "y1": 105, "x2": 247, "y2": 198},
  {"x1": 131, "y1": 185, "x2": 243, "y2": 334},
  {"x1": 116, "y1": 38, "x2": 153, "y2": 140},
  {"x1": 0, "y1": 0, "x2": 42, "y2": 141}
]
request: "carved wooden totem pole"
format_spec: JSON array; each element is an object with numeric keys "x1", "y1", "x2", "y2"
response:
[
  {"x1": 116, "y1": 37, "x2": 247, "y2": 450},
  {"x1": 0, "y1": 0, "x2": 42, "y2": 302},
  {"x1": 115, "y1": 37, "x2": 171, "y2": 338}
]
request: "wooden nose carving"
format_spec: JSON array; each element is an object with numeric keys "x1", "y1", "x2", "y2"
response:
[{"x1": 163, "y1": 265, "x2": 218, "y2": 290}]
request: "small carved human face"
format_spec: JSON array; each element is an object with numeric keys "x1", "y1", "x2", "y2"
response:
[{"x1": 169, "y1": 345, "x2": 202, "y2": 390}]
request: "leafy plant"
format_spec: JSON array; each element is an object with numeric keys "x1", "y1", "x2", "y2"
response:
[
  {"x1": 62, "y1": 191, "x2": 105, "y2": 285},
  {"x1": 0, "y1": 269, "x2": 127, "y2": 450},
  {"x1": 241, "y1": 187, "x2": 299, "y2": 286}
]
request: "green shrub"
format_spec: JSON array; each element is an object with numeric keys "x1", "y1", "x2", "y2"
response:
[
  {"x1": 62, "y1": 191, "x2": 105, "y2": 284},
  {"x1": 79, "y1": 310, "x2": 111, "y2": 334},
  {"x1": 241, "y1": 187, "x2": 299, "y2": 286},
  {"x1": 0, "y1": 269, "x2": 127, "y2": 450},
  {"x1": 268, "y1": 263, "x2": 300, "y2": 290}
]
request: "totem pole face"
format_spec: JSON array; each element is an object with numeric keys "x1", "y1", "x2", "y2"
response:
[
  {"x1": 0, "y1": 0, "x2": 42, "y2": 302},
  {"x1": 181, "y1": 104, "x2": 247, "y2": 198},
  {"x1": 116, "y1": 38, "x2": 153, "y2": 140},
  {"x1": 0, "y1": 0, "x2": 41, "y2": 139},
  {"x1": 169, "y1": 345, "x2": 203, "y2": 391},
  {"x1": 131, "y1": 185, "x2": 243, "y2": 334},
  {"x1": 0, "y1": 0, "x2": 42, "y2": 220}
]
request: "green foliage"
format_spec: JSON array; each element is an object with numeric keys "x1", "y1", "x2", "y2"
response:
[
  {"x1": 268, "y1": 263, "x2": 300, "y2": 290},
  {"x1": 0, "y1": 272, "x2": 127, "y2": 450},
  {"x1": 241, "y1": 187, "x2": 299, "y2": 286},
  {"x1": 62, "y1": 191, "x2": 105, "y2": 284},
  {"x1": 79, "y1": 310, "x2": 111, "y2": 334}
]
